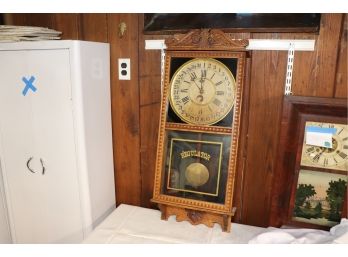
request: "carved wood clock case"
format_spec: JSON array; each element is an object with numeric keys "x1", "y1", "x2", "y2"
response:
[{"x1": 151, "y1": 29, "x2": 248, "y2": 232}]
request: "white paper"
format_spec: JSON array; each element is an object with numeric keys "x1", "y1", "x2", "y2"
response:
[{"x1": 306, "y1": 131, "x2": 333, "y2": 148}]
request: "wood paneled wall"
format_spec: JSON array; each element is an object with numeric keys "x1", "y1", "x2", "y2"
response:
[{"x1": 7, "y1": 13, "x2": 347, "y2": 227}]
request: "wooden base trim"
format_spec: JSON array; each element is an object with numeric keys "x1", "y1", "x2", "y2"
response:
[{"x1": 158, "y1": 204, "x2": 232, "y2": 232}]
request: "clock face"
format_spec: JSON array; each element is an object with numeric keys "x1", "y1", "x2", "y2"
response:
[
  {"x1": 301, "y1": 122, "x2": 348, "y2": 171},
  {"x1": 169, "y1": 58, "x2": 236, "y2": 125}
]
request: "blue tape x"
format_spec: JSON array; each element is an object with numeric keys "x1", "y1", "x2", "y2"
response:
[{"x1": 22, "y1": 76, "x2": 37, "y2": 96}]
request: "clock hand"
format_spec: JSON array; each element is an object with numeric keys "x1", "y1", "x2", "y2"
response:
[
  {"x1": 191, "y1": 79, "x2": 202, "y2": 92},
  {"x1": 199, "y1": 81, "x2": 204, "y2": 94},
  {"x1": 199, "y1": 70, "x2": 206, "y2": 94}
]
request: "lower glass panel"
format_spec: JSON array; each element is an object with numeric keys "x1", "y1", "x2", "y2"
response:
[{"x1": 161, "y1": 130, "x2": 232, "y2": 204}]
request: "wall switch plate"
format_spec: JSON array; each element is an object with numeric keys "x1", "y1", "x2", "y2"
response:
[{"x1": 118, "y1": 58, "x2": 130, "y2": 80}]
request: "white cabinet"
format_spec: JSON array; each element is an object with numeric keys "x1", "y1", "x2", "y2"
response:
[
  {"x1": 0, "y1": 41, "x2": 115, "y2": 243},
  {"x1": 0, "y1": 166, "x2": 11, "y2": 243}
]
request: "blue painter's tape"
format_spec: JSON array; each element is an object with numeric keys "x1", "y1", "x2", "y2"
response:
[
  {"x1": 324, "y1": 141, "x2": 331, "y2": 147},
  {"x1": 306, "y1": 126, "x2": 337, "y2": 134},
  {"x1": 22, "y1": 76, "x2": 37, "y2": 96}
]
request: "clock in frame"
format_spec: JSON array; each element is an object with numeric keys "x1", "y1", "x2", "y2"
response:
[
  {"x1": 151, "y1": 29, "x2": 248, "y2": 232},
  {"x1": 269, "y1": 96, "x2": 348, "y2": 230}
]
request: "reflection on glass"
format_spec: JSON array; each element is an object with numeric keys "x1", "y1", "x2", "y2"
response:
[{"x1": 161, "y1": 130, "x2": 232, "y2": 204}]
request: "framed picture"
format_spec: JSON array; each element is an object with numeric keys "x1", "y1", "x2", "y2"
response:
[
  {"x1": 269, "y1": 96, "x2": 348, "y2": 230},
  {"x1": 290, "y1": 169, "x2": 347, "y2": 228}
]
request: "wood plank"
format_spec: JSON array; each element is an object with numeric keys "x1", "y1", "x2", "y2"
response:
[
  {"x1": 334, "y1": 14, "x2": 347, "y2": 98},
  {"x1": 7, "y1": 14, "x2": 53, "y2": 27},
  {"x1": 292, "y1": 14, "x2": 343, "y2": 97},
  {"x1": 138, "y1": 15, "x2": 163, "y2": 208},
  {"x1": 3, "y1": 14, "x2": 28, "y2": 25},
  {"x1": 241, "y1": 33, "x2": 289, "y2": 227},
  {"x1": 25, "y1": 14, "x2": 55, "y2": 28},
  {"x1": 138, "y1": 34, "x2": 161, "y2": 106},
  {"x1": 53, "y1": 14, "x2": 80, "y2": 39},
  {"x1": 139, "y1": 104, "x2": 161, "y2": 208},
  {"x1": 107, "y1": 14, "x2": 141, "y2": 206},
  {"x1": 79, "y1": 14, "x2": 108, "y2": 42},
  {"x1": 5, "y1": 14, "x2": 79, "y2": 39},
  {"x1": 52, "y1": 13, "x2": 79, "y2": 39}
]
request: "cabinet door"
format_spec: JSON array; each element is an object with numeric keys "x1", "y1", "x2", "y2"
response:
[
  {"x1": 0, "y1": 49, "x2": 83, "y2": 243},
  {"x1": 0, "y1": 167, "x2": 12, "y2": 243}
]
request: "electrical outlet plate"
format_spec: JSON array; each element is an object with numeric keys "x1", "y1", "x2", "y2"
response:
[{"x1": 118, "y1": 58, "x2": 130, "y2": 80}]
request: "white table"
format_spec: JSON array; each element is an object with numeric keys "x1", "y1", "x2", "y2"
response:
[{"x1": 83, "y1": 204, "x2": 266, "y2": 244}]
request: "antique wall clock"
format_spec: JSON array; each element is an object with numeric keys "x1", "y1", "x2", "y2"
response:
[
  {"x1": 269, "y1": 96, "x2": 348, "y2": 230},
  {"x1": 151, "y1": 29, "x2": 248, "y2": 232}
]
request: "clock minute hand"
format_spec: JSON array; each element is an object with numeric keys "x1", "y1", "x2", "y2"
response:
[
  {"x1": 191, "y1": 78, "x2": 201, "y2": 92},
  {"x1": 199, "y1": 70, "x2": 206, "y2": 93}
]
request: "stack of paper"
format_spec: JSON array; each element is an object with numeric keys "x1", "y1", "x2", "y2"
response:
[{"x1": 0, "y1": 25, "x2": 62, "y2": 42}]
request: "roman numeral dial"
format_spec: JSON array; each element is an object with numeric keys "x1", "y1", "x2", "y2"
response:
[
  {"x1": 301, "y1": 121, "x2": 348, "y2": 171},
  {"x1": 169, "y1": 58, "x2": 236, "y2": 125}
]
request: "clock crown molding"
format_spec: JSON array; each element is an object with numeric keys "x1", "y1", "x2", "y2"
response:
[{"x1": 165, "y1": 29, "x2": 249, "y2": 51}]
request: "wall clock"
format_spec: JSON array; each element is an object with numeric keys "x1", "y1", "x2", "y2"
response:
[
  {"x1": 269, "y1": 96, "x2": 347, "y2": 230},
  {"x1": 151, "y1": 29, "x2": 248, "y2": 232}
]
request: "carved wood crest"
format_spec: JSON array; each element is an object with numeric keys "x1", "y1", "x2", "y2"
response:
[{"x1": 165, "y1": 29, "x2": 248, "y2": 51}]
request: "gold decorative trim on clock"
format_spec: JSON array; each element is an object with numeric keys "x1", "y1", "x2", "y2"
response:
[{"x1": 165, "y1": 123, "x2": 233, "y2": 134}]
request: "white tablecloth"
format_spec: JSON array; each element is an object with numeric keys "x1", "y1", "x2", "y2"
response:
[
  {"x1": 83, "y1": 204, "x2": 348, "y2": 244},
  {"x1": 83, "y1": 204, "x2": 265, "y2": 243}
]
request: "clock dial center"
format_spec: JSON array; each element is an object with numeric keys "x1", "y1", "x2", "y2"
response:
[{"x1": 189, "y1": 79, "x2": 216, "y2": 105}]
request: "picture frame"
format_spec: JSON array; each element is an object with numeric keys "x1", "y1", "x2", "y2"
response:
[
  {"x1": 269, "y1": 96, "x2": 348, "y2": 230},
  {"x1": 289, "y1": 169, "x2": 347, "y2": 229}
]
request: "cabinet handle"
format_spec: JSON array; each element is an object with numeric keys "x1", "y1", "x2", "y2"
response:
[
  {"x1": 26, "y1": 157, "x2": 46, "y2": 175},
  {"x1": 40, "y1": 158, "x2": 45, "y2": 175},
  {"x1": 26, "y1": 157, "x2": 35, "y2": 173}
]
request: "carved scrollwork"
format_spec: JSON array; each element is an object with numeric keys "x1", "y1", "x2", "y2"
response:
[
  {"x1": 165, "y1": 29, "x2": 249, "y2": 51},
  {"x1": 186, "y1": 209, "x2": 203, "y2": 224}
]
